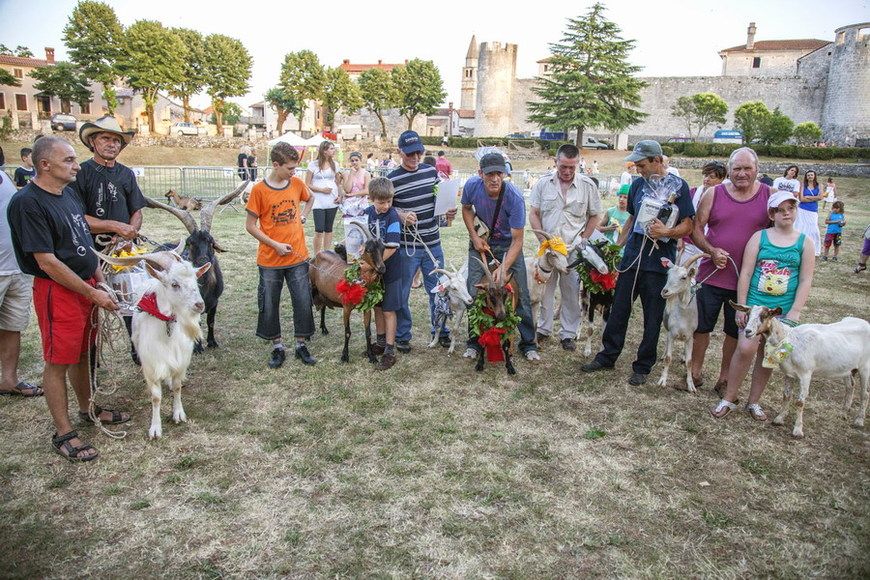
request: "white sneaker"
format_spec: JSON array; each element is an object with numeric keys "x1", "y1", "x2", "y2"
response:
[
  {"x1": 463, "y1": 347, "x2": 479, "y2": 359},
  {"x1": 524, "y1": 350, "x2": 541, "y2": 362}
]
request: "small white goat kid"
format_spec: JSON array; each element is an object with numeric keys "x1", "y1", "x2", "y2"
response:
[
  {"x1": 526, "y1": 230, "x2": 570, "y2": 325},
  {"x1": 428, "y1": 264, "x2": 474, "y2": 354},
  {"x1": 735, "y1": 302, "x2": 870, "y2": 438},
  {"x1": 101, "y1": 247, "x2": 210, "y2": 439},
  {"x1": 658, "y1": 253, "x2": 707, "y2": 392}
]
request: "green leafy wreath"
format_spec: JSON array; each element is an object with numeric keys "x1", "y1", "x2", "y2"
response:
[
  {"x1": 575, "y1": 243, "x2": 622, "y2": 294},
  {"x1": 467, "y1": 289, "x2": 522, "y2": 341},
  {"x1": 343, "y1": 261, "x2": 385, "y2": 312}
]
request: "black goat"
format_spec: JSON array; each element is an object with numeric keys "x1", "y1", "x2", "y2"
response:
[{"x1": 146, "y1": 182, "x2": 248, "y2": 352}]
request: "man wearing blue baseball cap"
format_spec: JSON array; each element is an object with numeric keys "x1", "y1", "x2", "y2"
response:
[
  {"x1": 387, "y1": 130, "x2": 458, "y2": 352},
  {"x1": 581, "y1": 140, "x2": 696, "y2": 386}
]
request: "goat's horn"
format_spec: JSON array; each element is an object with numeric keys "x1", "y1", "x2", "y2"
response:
[
  {"x1": 684, "y1": 252, "x2": 709, "y2": 269},
  {"x1": 470, "y1": 255, "x2": 493, "y2": 283},
  {"x1": 430, "y1": 268, "x2": 452, "y2": 277},
  {"x1": 200, "y1": 181, "x2": 248, "y2": 232},
  {"x1": 346, "y1": 220, "x2": 373, "y2": 241},
  {"x1": 145, "y1": 196, "x2": 197, "y2": 235},
  {"x1": 531, "y1": 229, "x2": 553, "y2": 241}
]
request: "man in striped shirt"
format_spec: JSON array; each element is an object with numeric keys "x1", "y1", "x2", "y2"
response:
[{"x1": 388, "y1": 131, "x2": 457, "y2": 353}]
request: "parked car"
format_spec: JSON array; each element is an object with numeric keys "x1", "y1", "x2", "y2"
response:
[
  {"x1": 50, "y1": 113, "x2": 77, "y2": 131},
  {"x1": 580, "y1": 136, "x2": 612, "y2": 150},
  {"x1": 171, "y1": 122, "x2": 206, "y2": 136},
  {"x1": 505, "y1": 132, "x2": 529, "y2": 139}
]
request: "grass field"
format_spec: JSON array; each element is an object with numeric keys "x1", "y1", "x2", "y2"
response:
[{"x1": 1, "y1": 150, "x2": 869, "y2": 577}]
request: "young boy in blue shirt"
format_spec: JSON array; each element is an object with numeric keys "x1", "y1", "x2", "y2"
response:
[
  {"x1": 822, "y1": 200, "x2": 846, "y2": 262},
  {"x1": 363, "y1": 178, "x2": 403, "y2": 370}
]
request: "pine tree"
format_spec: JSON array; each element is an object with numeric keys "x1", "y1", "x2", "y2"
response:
[{"x1": 528, "y1": 3, "x2": 646, "y2": 147}]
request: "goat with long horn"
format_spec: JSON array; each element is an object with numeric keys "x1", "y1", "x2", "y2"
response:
[{"x1": 145, "y1": 181, "x2": 247, "y2": 351}]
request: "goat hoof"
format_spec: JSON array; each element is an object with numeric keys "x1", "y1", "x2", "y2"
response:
[
  {"x1": 207, "y1": 340, "x2": 218, "y2": 349},
  {"x1": 507, "y1": 365, "x2": 516, "y2": 375},
  {"x1": 148, "y1": 427, "x2": 162, "y2": 439},
  {"x1": 193, "y1": 341, "x2": 204, "y2": 355},
  {"x1": 772, "y1": 416, "x2": 785, "y2": 426},
  {"x1": 792, "y1": 430, "x2": 804, "y2": 439},
  {"x1": 853, "y1": 418, "x2": 865, "y2": 428},
  {"x1": 340, "y1": 355, "x2": 349, "y2": 363},
  {"x1": 173, "y1": 412, "x2": 187, "y2": 424},
  {"x1": 321, "y1": 328, "x2": 329, "y2": 336},
  {"x1": 656, "y1": 376, "x2": 667, "y2": 387}
]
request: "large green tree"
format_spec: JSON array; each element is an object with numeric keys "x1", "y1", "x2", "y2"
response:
[
  {"x1": 29, "y1": 62, "x2": 92, "y2": 110},
  {"x1": 761, "y1": 107, "x2": 794, "y2": 145},
  {"x1": 734, "y1": 101, "x2": 770, "y2": 144},
  {"x1": 528, "y1": 3, "x2": 646, "y2": 146},
  {"x1": 15, "y1": 46, "x2": 34, "y2": 58},
  {"x1": 202, "y1": 34, "x2": 252, "y2": 132},
  {"x1": 211, "y1": 102, "x2": 242, "y2": 126},
  {"x1": 169, "y1": 28, "x2": 207, "y2": 123},
  {"x1": 63, "y1": 0, "x2": 124, "y2": 114},
  {"x1": 357, "y1": 67, "x2": 398, "y2": 139},
  {"x1": 321, "y1": 67, "x2": 363, "y2": 128},
  {"x1": 264, "y1": 86, "x2": 300, "y2": 135},
  {"x1": 670, "y1": 92, "x2": 728, "y2": 140},
  {"x1": 391, "y1": 59, "x2": 445, "y2": 130},
  {"x1": 280, "y1": 50, "x2": 325, "y2": 131},
  {"x1": 116, "y1": 21, "x2": 187, "y2": 133},
  {"x1": 792, "y1": 121, "x2": 822, "y2": 146}
]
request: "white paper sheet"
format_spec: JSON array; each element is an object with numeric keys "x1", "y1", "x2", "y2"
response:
[{"x1": 434, "y1": 179, "x2": 461, "y2": 216}]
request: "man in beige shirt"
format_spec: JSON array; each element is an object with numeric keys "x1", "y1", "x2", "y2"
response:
[{"x1": 529, "y1": 143, "x2": 602, "y2": 350}]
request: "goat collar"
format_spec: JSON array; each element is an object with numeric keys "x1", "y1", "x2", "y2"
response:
[{"x1": 137, "y1": 293, "x2": 176, "y2": 322}]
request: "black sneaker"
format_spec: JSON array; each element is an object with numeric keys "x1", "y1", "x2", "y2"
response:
[
  {"x1": 396, "y1": 340, "x2": 411, "y2": 354},
  {"x1": 560, "y1": 338, "x2": 576, "y2": 352},
  {"x1": 581, "y1": 360, "x2": 613, "y2": 373},
  {"x1": 295, "y1": 344, "x2": 316, "y2": 365},
  {"x1": 628, "y1": 372, "x2": 647, "y2": 386},
  {"x1": 267, "y1": 348, "x2": 286, "y2": 369},
  {"x1": 438, "y1": 335, "x2": 451, "y2": 348}
]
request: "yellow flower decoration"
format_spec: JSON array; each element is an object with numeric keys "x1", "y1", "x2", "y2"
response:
[
  {"x1": 110, "y1": 245, "x2": 149, "y2": 271},
  {"x1": 537, "y1": 236, "x2": 568, "y2": 257}
]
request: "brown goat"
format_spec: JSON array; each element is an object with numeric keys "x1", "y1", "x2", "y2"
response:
[
  {"x1": 165, "y1": 189, "x2": 203, "y2": 211},
  {"x1": 309, "y1": 222, "x2": 386, "y2": 363},
  {"x1": 471, "y1": 255, "x2": 518, "y2": 375}
]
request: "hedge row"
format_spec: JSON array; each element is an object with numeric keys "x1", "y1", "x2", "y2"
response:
[{"x1": 665, "y1": 142, "x2": 870, "y2": 161}]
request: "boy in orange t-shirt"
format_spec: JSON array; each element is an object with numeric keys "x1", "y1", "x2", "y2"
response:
[{"x1": 245, "y1": 142, "x2": 317, "y2": 368}]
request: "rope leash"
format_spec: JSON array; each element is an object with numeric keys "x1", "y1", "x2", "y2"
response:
[{"x1": 88, "y1": 282, "x2": 129, "y2": 440}]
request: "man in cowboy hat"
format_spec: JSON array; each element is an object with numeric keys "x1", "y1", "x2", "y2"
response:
[
  {"x1": 71, "y1": 115, "x2": 146, "y2": 365},
  {"x1": 71, "y1": 115, "x2": 145, "y2": 250}
]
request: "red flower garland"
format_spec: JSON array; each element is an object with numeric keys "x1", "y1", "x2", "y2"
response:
[
  {"x1": 589, "y1": 270, "x2": 618, "y2": 291},
  {"x1": 336, "y1": 278, "x2": 367, "y2": 306}
]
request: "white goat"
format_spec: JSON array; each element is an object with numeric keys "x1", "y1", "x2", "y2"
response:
[
  {"x1": 658, "y1": 253, "x2": 707, "y2": 392},
  {"x1": 735, "y1": 302, "x2": 870, "y2": 438},
  {"x1": 428, "y1": 264, "x2": 474, "y2": 354},
  {"x1": 526, "y1": 230, "x2": 570, "y2": 326},
  {"x1": 101, "y1": 247, "x2": 210, "y2": 439}
]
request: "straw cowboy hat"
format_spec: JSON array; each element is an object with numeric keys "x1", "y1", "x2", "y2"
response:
[{"x1": 79, "y1": 115, "x2": 136, "y2": 151}]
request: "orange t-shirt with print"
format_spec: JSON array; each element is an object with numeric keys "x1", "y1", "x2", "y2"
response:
[{"x1": 246, "y1": 177, "x2": 310, "y2": 268}]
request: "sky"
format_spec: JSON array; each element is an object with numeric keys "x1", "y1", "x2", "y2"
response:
[{"x1": 1, "y1": 0, "x2": 867, "y2": 111}]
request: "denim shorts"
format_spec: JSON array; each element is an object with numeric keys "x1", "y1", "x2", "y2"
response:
[
  {"x1": 312, "y1": 207, "x2": 338, "y2": 233},
  {"x1": 379, "y1": 278, "x2": 402, "y2": 312}
]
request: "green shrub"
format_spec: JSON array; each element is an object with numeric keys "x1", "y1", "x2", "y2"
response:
[
  {"x1": 683, "y1": 143, "x2": 709, "y2": 157},
  {"x1": 420, "y1": 136, "x2": 443, "y2": 146},
  {"x1": 660, "y1": 145, "x2": 674, "y2": 157}
]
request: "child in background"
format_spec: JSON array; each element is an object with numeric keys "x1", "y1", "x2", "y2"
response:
[
  {"x1": 822, "y1": 177, "x2": 837, "y2": 210},
  {"x1": 855, "y1": 224, "x2": 870, "y2": 273},
  {"x1": 363, "y1": 178, "x2": 403, "y2": 371},
  {"x1": 711, "y1": 191, "x2": 815, "y2": 421},
  {"x1": 14, "y1": 148, "x2": 35, "y2": 188},
  {"x1": 822, "y1": 201, "x2": 846, "y2": 262},
  {"x1": 598, "y1": 186, "x2": 630, "y2": 244}
]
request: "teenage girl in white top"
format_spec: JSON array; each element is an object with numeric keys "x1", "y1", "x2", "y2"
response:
[{"x1": 305, "y1": 141, "x2": 343, "y2": 255}]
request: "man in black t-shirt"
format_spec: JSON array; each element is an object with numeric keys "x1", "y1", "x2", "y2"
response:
[
  {"x1": 71, "y1": 116, "x2": 145, "y2": 249},
  {"x1": 7, "y1": 136, "x2": 125, "y2": 463},
  {"x1": 72, "y1": 116, "x2": 145, "y2": 363}
]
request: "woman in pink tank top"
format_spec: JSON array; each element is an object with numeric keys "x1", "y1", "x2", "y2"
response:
[{"x1": 341, "y1": 151, "x2": 370, "y2": 219}]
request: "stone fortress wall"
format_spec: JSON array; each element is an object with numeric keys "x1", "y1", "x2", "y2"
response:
[{"x1": 471, "y1": 22, "x2": 869, "y2": 146}]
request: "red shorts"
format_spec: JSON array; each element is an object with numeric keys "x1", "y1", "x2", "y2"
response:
[{"x1": 33, "y1": 277, "x2": 97, "y2": 365}]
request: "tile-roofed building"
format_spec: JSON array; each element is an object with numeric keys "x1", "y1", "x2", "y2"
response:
[
  {"x1": 339, "y1": 59, "x2": 407, "y2": 81},
  {"x1": 718, "y1": 23, "x2": 831, "y2": 77}
]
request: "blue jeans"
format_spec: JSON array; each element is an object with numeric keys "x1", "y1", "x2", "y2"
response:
[
  {"x1": 256, "y1": 262, "x2": 315, "y2": 340},
  {"x1": 465, "y1": 246, "x2": 536, "y2": 354},
  {"x1": 396, "y1": 243, "x2": 447, "y2": 342}
]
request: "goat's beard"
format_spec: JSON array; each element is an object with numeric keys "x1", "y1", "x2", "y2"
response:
[{"x1": 178, "y1": 314, "x2": 203, "y2": 342}]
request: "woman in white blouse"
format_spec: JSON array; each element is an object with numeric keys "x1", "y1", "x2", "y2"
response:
[{"x1": 305, "y1": 141, "x2": 343, "y2": 254}]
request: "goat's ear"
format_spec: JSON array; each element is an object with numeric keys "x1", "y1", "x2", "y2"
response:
[
  {"x1": 195, "y1": 263, "x2": 212, "y2": 278},
  {"x1": 660, "y1": 258, "x2": 674, "y2": 269},
  {"x1": 768, "y1": 307, "x2": 782, "y2": 318},
  {"x1": 729, "y1": 300, "x2": 750, "y2": 312},
  {"x1": 212, "y1": 241, "x2": 226, "y2": 253},
  {"x1": 688, "y1": 266, "x2": 698, "y2": 278},
  {"x1": 474, "y1": 283, "x2": 486, "y2": 290}
]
